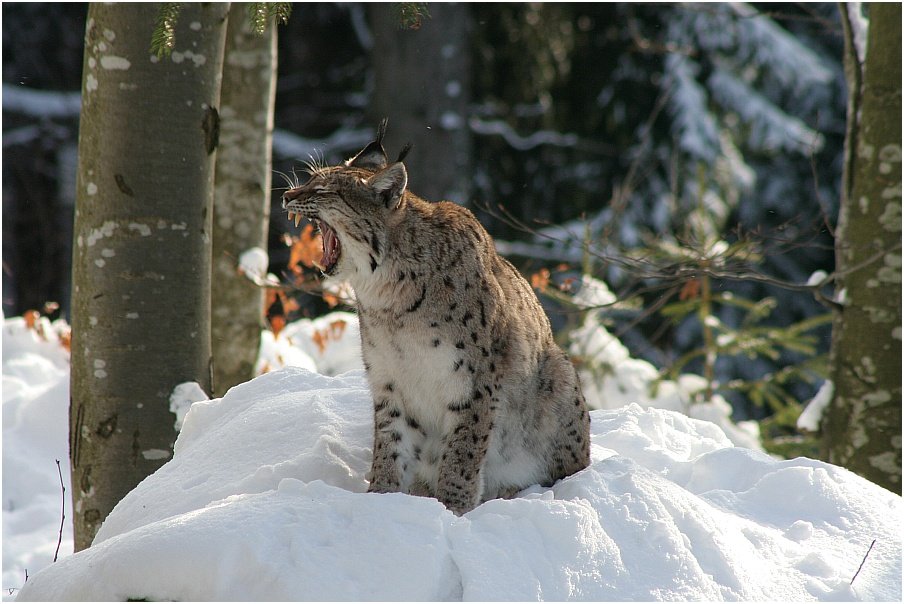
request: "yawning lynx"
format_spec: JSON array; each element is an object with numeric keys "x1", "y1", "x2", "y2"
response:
[{"x1": 282, "y1": 120, "x2": 590, "y2": 514}]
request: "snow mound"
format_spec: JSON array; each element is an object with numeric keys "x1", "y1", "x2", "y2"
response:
[
  {"x1": 569, "y1": 277, "x2": 762, "y2": 450},
  {"x1": 255, "y1": 311, "x2": 363, "y2": 377},
  {"x1": 16, "y1": 367, "x2": 901, "y2": 602},
  {"x1": 2, "y1": 316, "x2": 73, "y2": 593}
]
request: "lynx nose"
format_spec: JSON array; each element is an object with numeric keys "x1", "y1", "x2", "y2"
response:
[{"x1": 282, "y1": 187, "x2": 302, "y2": 209}]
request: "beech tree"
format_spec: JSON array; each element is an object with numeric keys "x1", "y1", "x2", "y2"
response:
[
  {"x1": 211, "y1": 3, "x2": 278, "y2": 396},
  {"x1": 822, "y1": 3, "x2": 902, "y2": 493},
  {"x1": 69, "y1": 3, "x2": 229, "y2": 550}
]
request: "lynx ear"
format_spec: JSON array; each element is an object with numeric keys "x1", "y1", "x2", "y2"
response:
[
  {"x1": 367, "y1": 162, "x2": 408, "y2": 209},
  {"x1": 346, "y1": 118, "x2": 389, "y2": 170}
]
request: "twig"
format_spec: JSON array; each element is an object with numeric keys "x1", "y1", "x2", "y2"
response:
[
  {"x1": 476, "y1": 194, "x2": 900, "y2": 312},
  {"x1": 54, "y1": 459, "x2": 65, "y2": 563},
  {"x1": 850, "y1": 538, "x2": 876, "y2": 585}
]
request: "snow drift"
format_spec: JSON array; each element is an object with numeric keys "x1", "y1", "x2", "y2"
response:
[{"x1": 16, "y1": 366, "x2": 901, "y2": 601}]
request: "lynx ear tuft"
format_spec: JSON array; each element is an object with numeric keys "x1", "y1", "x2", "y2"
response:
[
  {"x1": 396, "y1": 142, "x2": 413, "y2": 162},
  {"x1": 346, "y1": 118, "x2": 390, "y2": 170},
  {"x1": 367, "y1": 162, "x2": 408, "y2": 209}
]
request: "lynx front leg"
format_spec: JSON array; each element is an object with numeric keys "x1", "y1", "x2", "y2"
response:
[
  {"x1": 435, "y1": 393, "x2": 495, "y2": 514},
  {"x1": 367, "y1": 395, "x2": 406, "y2": 493}
]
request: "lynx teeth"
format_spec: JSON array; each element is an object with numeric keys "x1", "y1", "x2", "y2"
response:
[{"x1": 286, "y1": 211, "x2": 303, "y2": 228}]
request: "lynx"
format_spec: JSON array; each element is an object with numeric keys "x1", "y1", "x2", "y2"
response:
[{"x1": 282, "y1": 120, "x2": 590, "y2": 514}]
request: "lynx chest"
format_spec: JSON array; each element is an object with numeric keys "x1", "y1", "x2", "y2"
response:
[{"x1": 359, "y1": 311, "x2": 473, "y2": 434}]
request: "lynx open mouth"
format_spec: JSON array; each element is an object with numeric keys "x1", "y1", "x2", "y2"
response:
[
  {"x1": 316, "y1": 219, "x2": 341, "y2": 274},
  {"x1": 286, "y1": 211, "x2": 341, "y2": 274}
]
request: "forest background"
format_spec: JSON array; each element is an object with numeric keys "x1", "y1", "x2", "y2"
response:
[{"x1": 2, "y1": 1, "x2": 900, "y2": 545}]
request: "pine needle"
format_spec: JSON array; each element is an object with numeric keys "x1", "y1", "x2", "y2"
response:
[
  {"x1": 247, "y1": 3, "x2": 292, "y2": 36},
  {"x1": 393, "y1": 3, "x2": 431, "y2": 30},
  {"x1": 150, "y1": 3, "x2": 184, "y2": 58}
]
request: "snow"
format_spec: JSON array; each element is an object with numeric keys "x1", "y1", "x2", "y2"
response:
[
  {"x1": 808, "y1": 269, "x2": 830, "y2": 287},
  {"x1": 168, "y1": 381, "x2": 209, "y2": 432},
  {"x1": 708, "y1": 67, "x2": 824, "y2": 154},
  {"x1": 2, "y1": 316, "x2": 73, "y2": 595},
  {"x1": 271, "y1": 127, "x2": 373, "y2": 162},
  {"x1": 468, "y1": 116, "x2": 581, "y2": 151},
  {"x1": 846, "y1": 3, "x2": 869, "y2": 64},
  {"x1": 236, "y1": 246, "x2": 280, "y2": 287},
  {"x1": 663, "y1": 54, "x2": 720, "y2": 162},
  {"x1": 569, "y1": 278, "x2": 762, "y2": 450},
  {"x1": 4, "y1": 309, "x2": 902, "y2": 601},
  {"x1": 255, "y1": 311, "x2": 363, "y2": 377},
  {"x1": 1, "y1": 83, "x2": 81, "y2": 119},
  {"x1": 237, "y1": 246, "x2": 268, "y2": 280},
  {"x1": 798, "y1": 380, "x2": 834, "y2": 432}
]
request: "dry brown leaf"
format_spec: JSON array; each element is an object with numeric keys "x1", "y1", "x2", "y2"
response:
[
  {"x1": 288, "y1": 224, "x2": 323, "y2": 271},
  {"x1": 23, "y1": 310, "x2": 40, "y2": 330},
  {"x1": 311, "y1": 319, "x2": 348, "y2": 355},
  {"x1": 58, "y1": 326, "x2": 72, "y2": 353},
  {"x1": 269, "y1": 314, "x2": 287, "y2": 339},
  {"x1": 328, "y1": 319, "x2": 347, "y2": 339},
  {"x1": 679, "y1": 279, "x2": 701, "y2": 301},
  {"x1": 311, "y1": 329, "x2": 327, "y2": 354},
  {"x1": 530, "y1": 268, "x2": 551, "y2": 292},
  {"x1": 282, "y1": 296, "x2": 300, "y2": 314}
]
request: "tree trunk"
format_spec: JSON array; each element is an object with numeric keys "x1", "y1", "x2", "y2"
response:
[
  {"x1": 369, "y1": 3, "x2": 472, "y2": 204},
  {"x1": 823, "y1": 3, "x2": 901, "y2": 493},
  {"x1": 211, "y1": 3, "x2": 277, "y2": 397},
  {"x1": 69, "y1": 2, "x2": 229, "y2": 550}
]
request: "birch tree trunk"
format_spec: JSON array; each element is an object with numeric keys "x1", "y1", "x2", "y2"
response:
[
  {"x1": 69, "y1": 2, "x2": 229, "y2": 550},
  {"x1": 823, "y1": 2, "x2": 901, "y2": 493},
  {"x1": 211, "y1": 3, "x2": 277, "y2": 396},
  {"x1": 369, "y1": 3, "x2": 472, "y2": 204}
]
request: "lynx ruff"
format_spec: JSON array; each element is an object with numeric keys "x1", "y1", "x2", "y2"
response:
[{"x1": 282, "y1": 121, "x2": 590, "y2": 514}]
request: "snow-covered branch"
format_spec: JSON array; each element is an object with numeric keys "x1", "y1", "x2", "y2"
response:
[
  {"x1": 2, "y1": 84, "x2": 81, "y2": 118},
  {"x1": 708, "y1": 67, "x2": 824, "y2": 155},
  {"x1": 493, "y1": 239, "x2": 583, "y2": 263},
  {"x1": 845, "y1": 3, "x2": 869, "y2": 65},
  {"x1": 272, "y1": 127, "x2": 374, "y2": 162},
  {"x1": 467, "y1": 116, "x2": 579, "y2": 151},
  {"x1": 662, "y1": 55, "x2": 720, "y2": 161}
]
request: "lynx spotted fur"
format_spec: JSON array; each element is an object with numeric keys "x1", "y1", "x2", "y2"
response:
[{"x1": 282, "y1": 121, "x2": 590, "y2": 514}]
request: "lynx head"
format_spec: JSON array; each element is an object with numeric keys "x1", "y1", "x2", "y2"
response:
[{"x1": 282, "y1": 119, "x2": 412, "y2": 277}]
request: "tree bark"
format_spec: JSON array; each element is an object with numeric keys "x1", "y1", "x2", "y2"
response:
[
  {"x1": 211, "y1": 3, "x2": 277, "y2": 397},
  {"x1": 823, "y1": 2, "x2": 901, "y2": 493},
  {"x1": 369, "y1": 3, "x2": 472, "y2": 204},
  {"x1": 69, "y1": 2, "x2": 229, "y2": 550}
]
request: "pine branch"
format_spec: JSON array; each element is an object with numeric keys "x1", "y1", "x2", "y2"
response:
[
  {"x1": 247, "y1": 3, "x2": 293, "y2": 36},
  {"x1": 151, "y1": 3, "x2": 184, "y2": 58},
  {"x1": 393, "y1": 3, "x2": 431, "y2": 30}
]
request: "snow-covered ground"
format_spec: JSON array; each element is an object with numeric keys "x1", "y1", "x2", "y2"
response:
[
  {"x1": 2, "y1": 315, "x2": 73, "y2": 597},
  {"x1": 3, "y1": 302, "x2": 902, "y2": 600}
]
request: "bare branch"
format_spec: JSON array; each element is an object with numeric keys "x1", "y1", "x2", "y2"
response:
[
  {"x1": 54, "y1": 459, "x2": 65, "y2": 563},
  {"x1": 850, "y1": 539, "x2": 877, "y2": 585}
]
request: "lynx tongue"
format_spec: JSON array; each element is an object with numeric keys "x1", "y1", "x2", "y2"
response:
[{"x1": 319, "y1": 220, "x2": 340, "y2": 272}]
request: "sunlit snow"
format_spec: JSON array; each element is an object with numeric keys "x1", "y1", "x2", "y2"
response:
[{"x1": 3, "y1": 310, "x2": 901, "y2": 601}]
